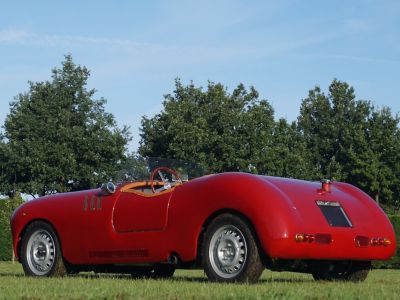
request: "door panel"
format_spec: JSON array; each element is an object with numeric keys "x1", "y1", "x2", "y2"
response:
[{"x1": 113, "y1": 191, "x2": 171, "y2": 232}]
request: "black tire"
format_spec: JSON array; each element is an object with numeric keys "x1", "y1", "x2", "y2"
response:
[
  {"x1": 312, "y1": 261, "x2": 371, "y2": 282},
  {"x1": 20, "y1": 221, "x2": 66, "y2": 277},
  {"x1": 202, "y1": 213, "x2": 264, "y2": 283}
]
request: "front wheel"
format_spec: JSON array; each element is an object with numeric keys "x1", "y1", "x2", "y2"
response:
[
  {"x1": 202, "y1": 214, "x2": 264, "y2": 283},
  {"x1": 20, "y1": 221, "x2": 66, "y2": 277}
]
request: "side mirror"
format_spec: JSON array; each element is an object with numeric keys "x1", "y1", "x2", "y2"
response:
[{"x1": 101, "y1": 182, "x2": 116, "y2": 195}]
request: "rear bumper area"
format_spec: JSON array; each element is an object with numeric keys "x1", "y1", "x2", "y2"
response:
[{"x1": 264, "y1": 231, "x2": 396, "y2": 261}]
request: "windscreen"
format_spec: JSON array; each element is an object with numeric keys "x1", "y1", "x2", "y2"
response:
[{"x1": 115, "y1": 156, "x2": 207, "y2": 184}]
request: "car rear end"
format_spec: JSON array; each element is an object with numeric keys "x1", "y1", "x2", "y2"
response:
[{"x1": 261, "y1": 177, "x2": 396, "y2": 261}]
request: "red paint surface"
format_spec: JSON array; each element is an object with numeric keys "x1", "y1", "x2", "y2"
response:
[{"x1": 11, "y1": 173, "x2": 396, "y2": 265}]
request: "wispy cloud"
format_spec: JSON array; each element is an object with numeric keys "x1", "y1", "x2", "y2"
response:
[
  {"x1": 342, "y1": 18, "x2": 370, "y2": 34},
  {"x1": 0, "y1": 28, "x2": 30, "y2": 43},
  {"x1": 301, "y1": 53, "x2": 400, "y2": 65},
  {"x1": 0, "y1": 28, "x2": 153, "y2": 49},
  {"x1": 0, "y1": 27, "x2": 333, "y2": 61}
]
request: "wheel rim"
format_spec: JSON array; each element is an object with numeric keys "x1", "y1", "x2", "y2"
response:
[
  {"x1": 208, "y1": 225, "x2": 247, "y2": 279},
  {"x1": 26, "y1": 229, "x2": 56, "y2": 275}
]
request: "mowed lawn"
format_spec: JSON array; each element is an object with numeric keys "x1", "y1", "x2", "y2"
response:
[{"x1": 0, "y1": 262, "x2": 400, "y2": 299}]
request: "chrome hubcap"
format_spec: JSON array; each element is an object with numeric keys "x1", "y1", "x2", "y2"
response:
[
  {"x1": 209, "y1": 225, "x2": 247, "y2": 278},
  {"x1": 26, "y1": 230, "x2": 56, "y2": 275}
]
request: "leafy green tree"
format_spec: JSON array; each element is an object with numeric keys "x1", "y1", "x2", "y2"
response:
[
  {"x1": 0, "y1": 140, "x2": 6, "y2": 187},
  {"x1": 116, "y1": 152, "x2": 149, "y2": 182},
  {"x1": 298, "y1": 79, "x2": 400, "y2": 205},
  {"x1": 298, "y1": 79, "x2": 372, "y2": 180},
  {"x1": 139, "y1": 80, "x2": 316, "y2": 178},
  {"x1": 0, "y1": 137, "x2": 15, "y2": 197},
  {"x1": 139, "y1": 80, "x2": 274, "y2": 173},
  {"x1": 267, "y1": 119, "x2": 317, "y2": 180},
  {"x1": 2, "y1": 55, "x2": 130, "y2": 197},
  {"x1": 361, "y1": 107, "x2": 400, "y2": 204}
]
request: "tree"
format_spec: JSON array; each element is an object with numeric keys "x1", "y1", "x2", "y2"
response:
[
  {"x1": 267, "y1": 119, "x2": 317, "y2": 180},
  {"x1": 298, "y1": 79, "x2": 400, "y2": 205},
  {"x1": 362, "y1": 107, "x2": 400, "y2": 204},
  {"x1": 0, "y1": 140, "x2": 7, "y2": 194},
  {"x1": 116, "y1": 152, "x2": 149, "y2": 183},
  {"x1": 298, "y1": 80, "x2": 372, "y2": 180},
  {"x1": 139, "y1": 79, "x2": 316, "y2": 178},
  {"x1": 139, "y1": 80, "x2": 274, "y2": 173},
  {"x1": 2, "y1": 55, "x2": 130, "y2": 197},
  {"x1": 0, "y1": 136, "x2": 15, "y2": 197}
]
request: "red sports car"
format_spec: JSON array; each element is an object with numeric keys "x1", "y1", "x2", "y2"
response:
[{"x1": 10, "y1": 160, "x2": 396, "y2": 283}]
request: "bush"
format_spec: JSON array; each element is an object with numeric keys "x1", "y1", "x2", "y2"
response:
[
  {"x1": 373, "y1": 215, "x2": 400, "y2": 269},
  {"x1": 0, "y1": 195, "x2": 23, "y2": 261}
]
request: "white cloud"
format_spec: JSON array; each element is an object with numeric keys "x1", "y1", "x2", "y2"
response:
[
  {"x1": 343, "y1": 19, "x2": 370, "y2": 34},
  {"x1": 0, "y1": 28, "x2": 29, "y2": 43},
  {"x1": 0, "y1": 28, "x2": 155, "y2": 49},
  {"x1": 301, "y1": 53, "x2": 400, "y2": 65},
  {"x1": 0, "y1": 26, "x2": 332, "y2": 63}
]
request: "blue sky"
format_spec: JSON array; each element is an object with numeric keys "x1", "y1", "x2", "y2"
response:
[{"x1": 1, "y1": 0, "x2": 399, "y2": 150}]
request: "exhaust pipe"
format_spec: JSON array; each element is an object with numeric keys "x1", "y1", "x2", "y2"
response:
[{"x1": 168, "y1": 254, "x2": 179, "y2": 265}]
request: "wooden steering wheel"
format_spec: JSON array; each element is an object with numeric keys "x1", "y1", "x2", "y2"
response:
[{"x1": 150, "y1": 167, "x2": 183, "y2": 193}]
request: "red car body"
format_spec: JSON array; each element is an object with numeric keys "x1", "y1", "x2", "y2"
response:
[{"x1": 10, "y1": 172, "x2": 396, "y2": 281}]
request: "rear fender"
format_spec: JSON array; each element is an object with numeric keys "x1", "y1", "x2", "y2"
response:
[{"x1": 166, "y1": 173, "x2": 304, "y2": 261}]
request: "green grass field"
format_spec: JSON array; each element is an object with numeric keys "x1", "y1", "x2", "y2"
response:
[{"x1": 0, "y1": 262, "x2": 400, "y2": 299}]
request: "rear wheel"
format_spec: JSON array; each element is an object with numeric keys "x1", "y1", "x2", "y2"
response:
[
  {"x1": 202, "y1": 214, "x2": 264, "y2": 283},
  {"x1": 20, "y1": 221, "x2": 66, "y2": 277},
  {"x1": 312, "y1": 261, "x2": 371, "y2": 282}
]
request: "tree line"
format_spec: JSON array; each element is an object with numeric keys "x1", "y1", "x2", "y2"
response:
[{"x1": 1, "y1": 56, "x2": 399, "y2": 210}]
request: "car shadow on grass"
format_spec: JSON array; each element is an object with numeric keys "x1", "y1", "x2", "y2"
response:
[
  {"x1": 170, "y1": 276, "x2": 313, "y2": 284},
  {"x1": 170, "y1": 276, "x2": 209, "y2": 283},
  {"x1": 171, "y1": 277, "x2": 312, "y2": 284},
  {"x1": 0, "y1": 272, "x2": 24, "y2": 277},
  {"x1": 63, "y1": 272, "x2": 314, "y2": 284},
  {"x1": 261, "y1": 278, "x2": 313, "y2": 283},
  {"x1": 70, "y1": 273, "x2": 210, "y2": 283},
  {"x1": 0, "y1": 271, "x2": 311, "y2": 284}
]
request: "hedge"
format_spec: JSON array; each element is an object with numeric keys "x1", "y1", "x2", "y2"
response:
[
  {"x1": 0, "y1": 195, "x2": 23, "y2": 261},
  {"x1": 373, "y1": 215, "x2": 400, "y2": 269}
]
